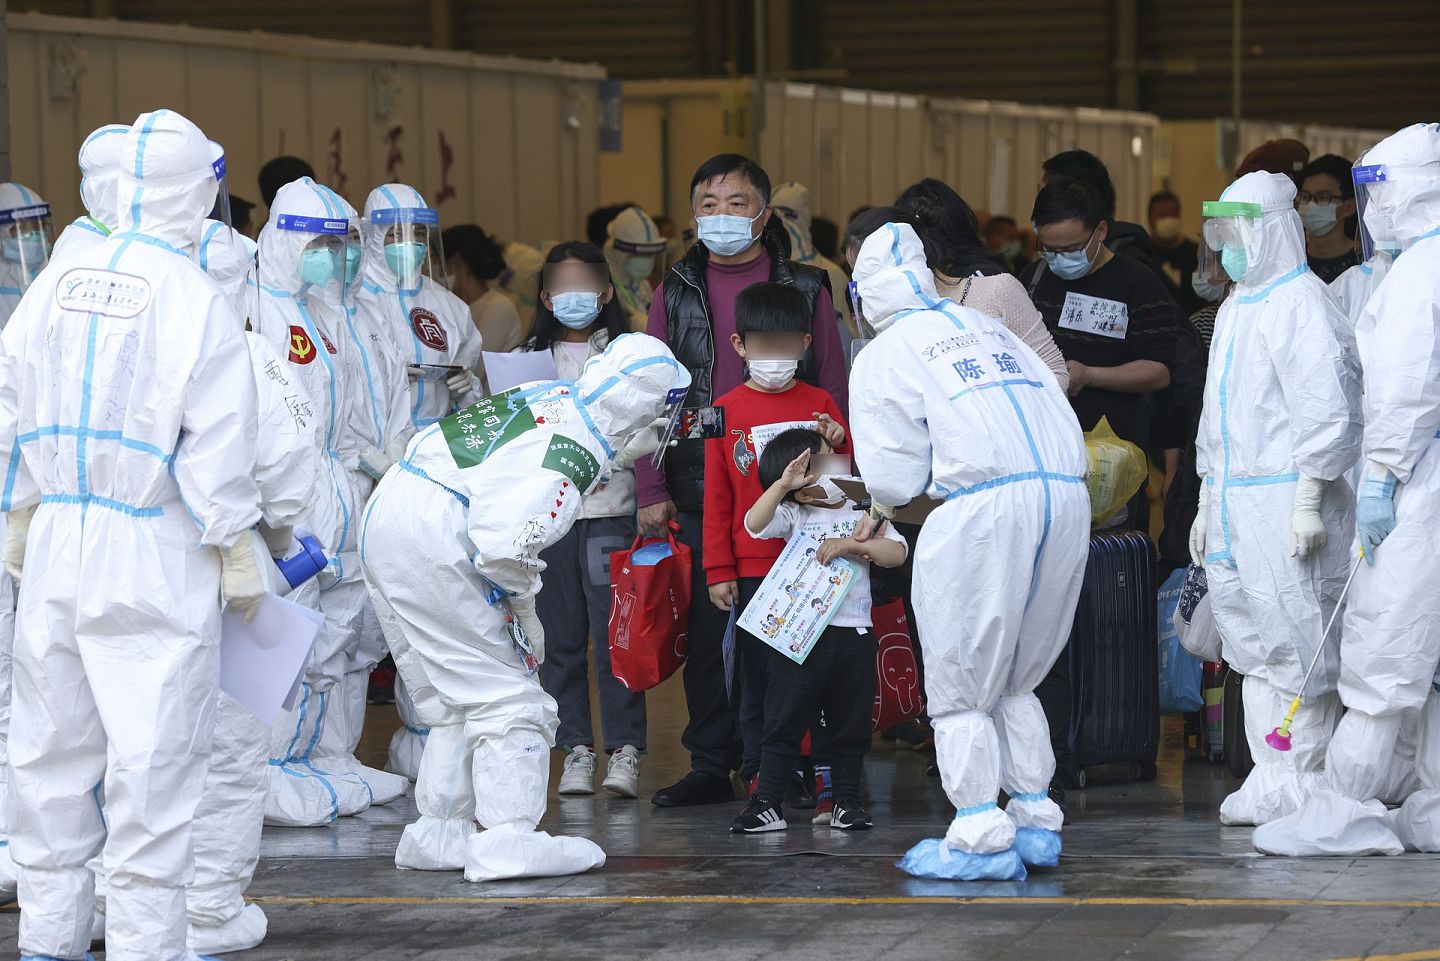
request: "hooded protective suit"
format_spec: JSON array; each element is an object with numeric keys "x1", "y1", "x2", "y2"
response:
[
  {"x1": 1192, "y1": 172, "x2": 1363, "y2": 828},
  {"x1": 1256, "y1": 123, "x2": 1440, "y2": 857},
  {"x1": 361, "y1": 333, "x2": 688, "y2": 881},
  {"x1": 849, "y1": 223, "x2": 1089, "y2": 881},
  {"x1": 772, "y1": 182, "x2": 854, "y2": 347},
  {"x1": 360, "y1": 184, "x2": 482, "y2": 429},
  {"x1": 323, "y1": 196, "x2": 414, "y2": 798},
  {"x1": 499, "y1": 241, "x2": 544, "y2": 334},
  {"x1": 602, "y1": 206, "x2": 666, "y2": 331},
  {"x1": 182, "y1": 221, "x2": 320, "y2": 955},
  {"x1": 0, "y1": 108, "x2": 262, "y2": 961},
  {"x1": 1331, "y1": 253, "x2": 1395, "y2": 331},
  {"x1": 52, "y1": 123, "x2": 130, "y2": 261},
  {"x1": 0, "y1": 183, "x2": 52, "y2": 325},
  {"x1": 254, "y1": 177, "x2": 380, "y2": 826}
]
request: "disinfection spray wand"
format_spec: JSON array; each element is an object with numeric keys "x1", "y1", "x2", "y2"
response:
[{"x1": 1266, "y1": 552, "x2": 1365, "y2": 752}]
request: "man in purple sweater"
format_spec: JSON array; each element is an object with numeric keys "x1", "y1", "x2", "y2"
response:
[{"x1": 637, "y1": 153, "x2": 848, "y2": 807}]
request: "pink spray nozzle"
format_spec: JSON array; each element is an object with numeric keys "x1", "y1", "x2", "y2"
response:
[{"x1": 1265, "y1": 728, "x2": 1293, "y2": 752}]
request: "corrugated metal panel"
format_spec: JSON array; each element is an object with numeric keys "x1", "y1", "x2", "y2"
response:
[
  {"x1": 458, "y1": 1, "x2": 703, "y2": 79},
  {"x1": 38, "y1": 0, "x2": 431, "y2": 46},
  {"x1": 819, "y1": 0, "x2": 1112, "y2": 107},
  {"x1": 1140, "y1": 0, "x2": 1440, "y2": 130}
]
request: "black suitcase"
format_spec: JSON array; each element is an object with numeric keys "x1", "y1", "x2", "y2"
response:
[
  {"x1": 1057, "y1": 530, "x2": 1160, "y2": 788},
  {"x1": 1222, "y1": 666, "x2": 1255, "y2": 778}
]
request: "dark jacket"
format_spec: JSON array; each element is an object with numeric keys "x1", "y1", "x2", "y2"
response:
[{"x1": 661, "y1": 233, "x2": 830, "y2": 512}]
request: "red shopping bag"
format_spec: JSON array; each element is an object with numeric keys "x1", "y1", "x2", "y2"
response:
[
  {"x1": 871, "y1": 599, "x2": 924, "y2": 731},
  {"x1": 608, "y1": 524, "x2": 692, "y2": 692}
]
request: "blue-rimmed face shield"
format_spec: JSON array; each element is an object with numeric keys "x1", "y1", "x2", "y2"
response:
[
  {"x1": 1352, "y1": 159, "x2": 1435, "y2": 259},
  {"x1": 206, "y1": 141, "x2": 232, "y2": 239},
  {"x1": 370, "y1": 205, "x2": 445, "y2": 290},
  {"x1": 0, "y1": 200, "x2": 54, "y2": 286},
  {"x1": 277, "y1": 211, "x2": 349, "y2": 308}
]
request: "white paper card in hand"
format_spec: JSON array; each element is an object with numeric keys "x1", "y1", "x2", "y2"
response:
[
  {"x1": 737, "y1": 530, "x2": 856, "y2": 664},
  {"x1": 220, "y1": 593, "x2": 323, "y2": 726},
  {"x1": 1058, "y1": 291, "x2": 1129, "y2": 340},
  {"x1": 482, "y1": 350, "x2": 558, "y2": 396}
]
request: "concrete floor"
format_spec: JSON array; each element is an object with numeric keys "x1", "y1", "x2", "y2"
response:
[{"x1": 6, "y1": 683, "x2": 1440, "y2": 961}]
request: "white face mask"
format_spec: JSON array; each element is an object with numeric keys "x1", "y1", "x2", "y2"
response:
[
  {"x1": 811, "y1": 476, "x2": 848, "y2": 506},
  {"x1": 1153, "y1": 216, "x2": 1182, "y2": 242},
  {"x1": 748, "y1": 358, "x2": 798, "y2": 390}
]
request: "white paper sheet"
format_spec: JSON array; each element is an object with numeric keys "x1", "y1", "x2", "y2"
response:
[
  {"x1": 737, "y1": 530, "x2": 856, "y2": 664},
  {"x1": 482, "y1": 350, "x2": 558, "y2": 395},
  {"x1": 220, "y1": 593, "x2": 324, "y2": 726}
]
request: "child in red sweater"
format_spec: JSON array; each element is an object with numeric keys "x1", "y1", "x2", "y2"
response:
[{"x1": 704, "y1": 282, "x2": 850, "y2": 791}]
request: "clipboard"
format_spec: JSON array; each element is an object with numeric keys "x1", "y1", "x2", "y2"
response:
[{"x1": 832, "y1": 478, "x2": 944, "y2": 526}]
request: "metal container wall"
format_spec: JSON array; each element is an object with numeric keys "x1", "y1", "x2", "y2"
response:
[
  {"x1": 7, "y1": 11, "x2": 604, "y2": 244},
  {"x1": 605, "y1": 78, "x2": 1159, "y2": 229}
]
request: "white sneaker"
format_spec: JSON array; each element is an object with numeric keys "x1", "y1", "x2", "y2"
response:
[
  {"x1": 558, "y1": 746, "x2": 596, "y2": 795},
  {"x1": 602, "y1": 745, "x2": 641, "y2": 798}
]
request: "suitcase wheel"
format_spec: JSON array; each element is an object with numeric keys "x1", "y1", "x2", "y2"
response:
[{"x1": 1064, "y1": 768, "x2": 1088, "y2": 790}]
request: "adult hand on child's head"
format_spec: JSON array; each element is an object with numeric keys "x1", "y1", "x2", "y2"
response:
[{"x1": 812, "y1": 412, "x2": 846, "y2": 448}]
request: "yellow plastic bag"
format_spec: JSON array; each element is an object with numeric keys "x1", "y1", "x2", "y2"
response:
[{"x1": 1083, "y1": 417, "x2": 1147, "y2": 527}]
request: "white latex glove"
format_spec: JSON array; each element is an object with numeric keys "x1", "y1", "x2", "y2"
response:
[
  {"x1": 384, "y1": 434, "x2": 412, "y2": 465},
  {"x1": 613, "y1": 417, "x2": 668, "y2": 470},
  {"x1": 1290, "y1": 474, "x2": 1328, "y2": 559},
  {"x1": 3, "y1": 505, "x2": 36, "y2": 582},
  {"x1": 359, "y1": 443, "x2": 396, "y2": 481},
  {"x1": 1189, "y1": 485, "x2": 1209, "y2": 568},
  {"x1": 510, "y1": 593, "x2": 546, "y2": 665},
  {"x1": 446, "y1": 368, "x2": 475, "y2": 400},
  {"x1": 259, "y1": 523, "x2": 294, "y2": 559},
  {"x1": 219, "y1": 535, "x2": 267, "y2": 623}
]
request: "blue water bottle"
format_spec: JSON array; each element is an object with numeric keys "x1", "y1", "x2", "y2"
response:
[{"x1": 274, "y1": 534, "x2": 327, "y2": 595}]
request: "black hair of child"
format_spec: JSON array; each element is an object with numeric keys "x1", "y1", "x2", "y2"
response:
[
  {"x1": 735, "y1": 281, "x2": 812, "y2": 342},
  {"x1": 758, "y1": 427, "x2": 827, "y2": 501}
]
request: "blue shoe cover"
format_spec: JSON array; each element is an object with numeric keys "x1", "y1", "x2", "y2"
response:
[
  {"x1": 896, "y1": 838, "x2": 1027, "y2": 881},
  {"x1": 1014, "y1": 827, "x2": 1061, "y2": 867}
]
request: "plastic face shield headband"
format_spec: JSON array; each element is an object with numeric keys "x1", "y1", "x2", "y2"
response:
[
  {"x1": 0, "y1": 203, "x2": 53, "y2": 280},
  {"x1": 371, "y1": 205, "x2": 445, "y2": 286},
  {"x1": 209, "y1": 142, "x2": 233, "y2": 236},
  {"x1": 847, "y1": 279, "x2": 877, "y2": 339},
  {"x1": 1352, "y1": 162, "x2": 1434, "y2": 258},
  {"x1": 276, "y1": 212, "x2": 349, "y2": 301},
  {"x1": 1199, "y1": 200, "x2": 1262, "y2": 284}
]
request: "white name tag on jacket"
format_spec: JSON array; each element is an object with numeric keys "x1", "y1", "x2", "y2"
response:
[{"x1": 1058, "y1": 291, "x2": 1129, "y2": 340}]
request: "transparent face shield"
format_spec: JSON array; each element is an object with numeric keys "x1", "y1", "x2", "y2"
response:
[
  {"x1": 0, "y1": 202, "x2": 54, "y2": 286},
  {"x1": 207, "y1": 141, "x2": 233, "y2": 240},
  {"x1": 370, "y1": 206, "x2": 446, "y2": 290},
  {"x1": 1351, "y1": 161, "x2": 1432, "y2": 260},
  {"x1": 649, "y1": 381, "x2": 694, "y2": 469},
  {"x1": 1200, "y1": 200, "x2": 1263, "y2": 285},
  {"x1": 276, "y1": 212, "x2": 349, "y2": 309},
  {"x1": 339, "y1": 221, "x2": 366, "y2": 289},
  {"x1": 609, "y1": 233, "x2": 667, "y2": 283}
]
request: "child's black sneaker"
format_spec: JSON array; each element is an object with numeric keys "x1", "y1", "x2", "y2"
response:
[
  {"x1": 829, "y1": 800, "x2": 872, "y2": 831},
  {"x1": 730, "y1": 796, "x2": 787, "y2": 833}
]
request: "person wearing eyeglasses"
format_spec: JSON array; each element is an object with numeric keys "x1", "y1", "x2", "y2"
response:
[{"x1": 1297, "y1": 154, "x2": 1361, "y2": 284}]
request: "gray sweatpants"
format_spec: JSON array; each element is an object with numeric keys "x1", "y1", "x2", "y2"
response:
[{"x1": 537, "y1": 515, "x2": 647, "y2": 752}]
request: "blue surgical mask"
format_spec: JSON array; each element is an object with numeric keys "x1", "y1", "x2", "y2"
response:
[
  {"x1": 1221, "y1": 245, "x2": 1248, "y2": 282},
  {"x1": 385, "y1": 241, "x2": 426, "y2": 281},
  {"x1": 1298, "y1": 202, "x2": 1340, "y2": 237},
  {"x1": 298, "y1": 247, "x2": 336, "y2": 287},
  {"x1": 624, "y1": 255, "x2": 656, "y2": 280},
  {"x1": 1191, "y1": 274, "x2": 1227, "y2": 304},
  {"x1": 552, "y1": 290, "x2": 601, "y2": 329},
  {"x1": 1043, "y1": 236, "x2": 1095, "y2": 280},
  {"x1": 343, "y1": 242, "x2": 363, "y2": 283},
  {"x1": 697, "y1": 211, "x2": 763, "y2": 258},
  {"x1": 2, "y1": 232, "x2": 47, "y2": 267}
]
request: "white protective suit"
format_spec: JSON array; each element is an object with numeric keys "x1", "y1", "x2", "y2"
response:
[
  {"x1": 187, "y1": 220, "x2": 320, "y2": 955},
  {"x1": 254, "y1": 177, "x2": 382, "y2": 826},
  {"x1": 848, "y1": 223, "x2": 1089, "y2": 881},
  {"x1": 326, "y1": 197, "x2": 418, "y2": 790},
  {"x1": 1193, "y1": 172, "x2": 1363, "y2": 828},
  {"x1": 361, "y1": 333, "x2": 688, "y2": 881},
  {"x1": 1331, "y1": 252, "x2": 1395, "y2": 331},
  {"x1": 602, "y1": 206, "x2": 667, "y2": 331},
  {"x1": 772, "y1": 181, "x2": 854, "y2": 348},
  {"x1": 360, "y1": 184, "x2": 482, "y2": 430},
  {"x1": 0, "y1": 183, "x2": 51, "y2": 324},
  {"x1": 0, "y1": 108, "x2": 262, "y2": 961},
  {"x1": 1256, "y1": 123, "x2": 1440, "y2": 857},
  {"x1": 52, "y1": 123, "x2": 130, "y2": 261}
]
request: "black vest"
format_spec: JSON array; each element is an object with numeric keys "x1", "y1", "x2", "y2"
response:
[{"x1": 661, "y1": 234, "x2": 831, "y2": 512}]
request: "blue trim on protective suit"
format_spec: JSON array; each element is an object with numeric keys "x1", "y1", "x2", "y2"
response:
[{"x1": 1236, "y1": 264, "x2": 1307, "y2": 304}]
